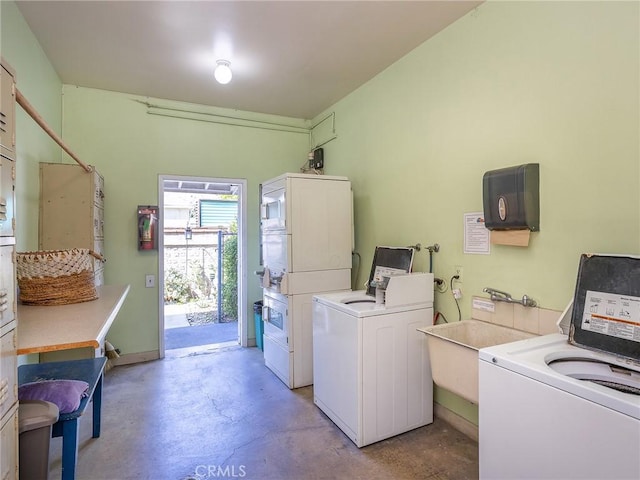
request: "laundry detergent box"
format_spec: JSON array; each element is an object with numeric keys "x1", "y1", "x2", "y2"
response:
[{"x1": 569, "y1": 254, "x2": 640, "y2": 364}]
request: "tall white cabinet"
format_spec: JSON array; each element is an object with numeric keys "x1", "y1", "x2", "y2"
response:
[
  {"x1": 260, "y1": 173, "x2": 352, "y2": 388},
  {"x1": 0, "y1": 59, "x2": 19, "y2": 480}
]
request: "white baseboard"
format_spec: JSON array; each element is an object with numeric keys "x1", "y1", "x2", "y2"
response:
[
  {"x1": 111, "y1": 350, "x2": 159, "y2": 366},
  {"x1": 434, "y1": 402, "x2": 479, "y2": 442}
]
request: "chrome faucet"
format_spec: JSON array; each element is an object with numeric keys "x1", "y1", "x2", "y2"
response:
[{"x1": 483, "y1": 287, "x2": 537, "y2": 308}]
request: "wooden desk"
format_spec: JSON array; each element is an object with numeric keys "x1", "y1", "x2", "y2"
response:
[{"x1": 17, "y1": 285, "x2": 130, "y2": 356}]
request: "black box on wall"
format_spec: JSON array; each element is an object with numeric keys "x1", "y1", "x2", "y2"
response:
[{"x1": 482, "y1": 163, "x2": 539, "y2": 231}]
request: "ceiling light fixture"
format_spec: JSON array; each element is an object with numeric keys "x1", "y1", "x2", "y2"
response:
[{"x1": 214, "y1": 60, "x2": 232, "y2": 84}]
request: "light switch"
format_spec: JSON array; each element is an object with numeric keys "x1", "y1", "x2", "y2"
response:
[{"x1": 145, "y1": 274, "x2": 155, "y2": 288}]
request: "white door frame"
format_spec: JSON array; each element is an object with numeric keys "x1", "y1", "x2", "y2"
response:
[{"x1": 158, "y1": 174, "x2": 248, "y2": 358}]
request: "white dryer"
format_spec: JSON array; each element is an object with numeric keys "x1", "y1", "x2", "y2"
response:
[{"x1": 312, "y1": 273, "x2": 434, "y2": 448}]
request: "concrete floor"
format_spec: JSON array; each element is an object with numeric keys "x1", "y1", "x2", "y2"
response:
[
  {"x1": 165, "y1": 318, "x2": 238, "y2": 350},
  {"x1": 47, "y1": 346, "x2": 479, "y2": 480},
  {"x1": 164, "y1": 303, "x2": 239, "y2": 351}
]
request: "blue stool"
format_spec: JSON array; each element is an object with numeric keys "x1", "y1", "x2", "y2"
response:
[{"x1": 18, "y1": 357, "x2": 107, "y2": 480}]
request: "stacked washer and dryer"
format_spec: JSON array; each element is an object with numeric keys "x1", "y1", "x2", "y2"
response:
[
  {"x1": 258, "y1": 173, "x2": 353, "y2": 389},
  {"x1": 479, "y1": 254, "x2": 640, "y2": 480}
]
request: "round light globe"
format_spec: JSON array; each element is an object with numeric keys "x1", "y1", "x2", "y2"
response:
[{"x1": 214, "y1": 60, "x2": 232, "y2": 84}]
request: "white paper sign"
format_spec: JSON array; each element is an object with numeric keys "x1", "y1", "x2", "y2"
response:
[
  {"x1": 472, "y1": 297, "x2": 495, "y2": 313},
  {"x1": 582, "y1": 290, "x2": 640, "y2": 343},
  {"x1": 464, "y1": 212, "x2": 490, "y2": 254}
]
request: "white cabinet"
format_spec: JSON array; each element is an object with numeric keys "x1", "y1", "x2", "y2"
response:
[
  {"x1": 0, "y1": 60, "x2": 16, "y2": 241},
  {"x1": 39, "y1": 163, "x2": 105, "y2": 285},
  {"x1": 0, "y1": 62, "x2": 16, "y2": 162},
  {"x1": 0, "y1": 58, "x2": 18, "y2": 480},
  {"x1": 0, "y1": 324, "x2": 17, "y2": 420}
]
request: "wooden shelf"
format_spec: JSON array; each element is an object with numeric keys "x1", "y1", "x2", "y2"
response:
[{"x1": 17, "y1": 284, "x2": 130, "y2": 355}]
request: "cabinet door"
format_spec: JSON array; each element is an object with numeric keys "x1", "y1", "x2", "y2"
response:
[
  {"x1": 0, "y1": 405, "x2": 18, "y2": 480},
  {"x1": 0, "y1": 326, "x2": 17, "y2": 420},
  {"x1": 0, "y1": 157, "x2": 15, "y2": 238},
  {"x1": 0, "y1": 246, "x2": 15, "y2": 330},
  {"x1": 0, "y1": 63, "x2": 16, "y2": 161}
]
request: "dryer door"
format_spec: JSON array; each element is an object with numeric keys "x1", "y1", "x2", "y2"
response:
[{"x1": 263, "y1": 294, "x2": 290, "y2": 351}]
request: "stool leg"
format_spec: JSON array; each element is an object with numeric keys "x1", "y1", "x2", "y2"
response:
[
  {"x1": 92, "y1": 373, "x2": 103, "y2": 438},
  {"x1": 61, "y1": 419, "x2": 79, "y2": 480}
]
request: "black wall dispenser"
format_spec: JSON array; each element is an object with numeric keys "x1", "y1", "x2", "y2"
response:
[{"x1": 482, "y1": 163, "x2": 539, "y2": 231}]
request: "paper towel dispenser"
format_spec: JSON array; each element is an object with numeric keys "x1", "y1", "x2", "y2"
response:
[{"x1": 482, "y1": 163, "x2": 539, "y2": 231}]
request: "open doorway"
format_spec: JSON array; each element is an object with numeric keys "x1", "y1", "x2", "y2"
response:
[{"x1": 158, "y1": 175, "x2": 248, "y2": 357}]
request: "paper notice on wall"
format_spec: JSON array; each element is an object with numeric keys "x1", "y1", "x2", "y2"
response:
[
  {"x1": 464, "y1": 212, "x2": 490, "y2": 254},
  {"x1": 582, "y1": 290, "x2": 640, "y2": 343}
]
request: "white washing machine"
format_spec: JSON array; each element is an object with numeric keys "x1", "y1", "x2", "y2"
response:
[
  {"x1": 312, "y1": 273, "x2": 434, "y2": 447},
  {"x1": 479, "y1": 254, "x2": 640, "y2": 480},
  {"x1": 479, "y1": 333, "x2": 640, "y2": 479}
]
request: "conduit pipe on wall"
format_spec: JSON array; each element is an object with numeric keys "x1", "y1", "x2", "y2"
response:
[
  {"x1": 310, "y1": 111, "x2": 337, "y2": 149},
  {"x1": 15, "y1": 88, "x2": 92, "y2": 173},
  {"x1": 143, "y1": 102, "x2": 310, "y2": 135},
  {"x1": 142, "y1": 101, "x2": 339, "y2": 150}
]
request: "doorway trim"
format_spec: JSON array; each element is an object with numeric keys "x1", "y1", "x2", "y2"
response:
[{"x1": 158, "y1": 174, "x2": 248, "y2": 358}]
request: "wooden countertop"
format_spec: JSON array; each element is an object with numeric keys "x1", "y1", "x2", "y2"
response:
[{"x1": 17, "y1": 284, "x2": 130, "y2": 355}]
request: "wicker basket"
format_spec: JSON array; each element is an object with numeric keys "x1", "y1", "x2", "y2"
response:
[{"x1": 16, "y1": 248, "x2": 102, "y2": 306}]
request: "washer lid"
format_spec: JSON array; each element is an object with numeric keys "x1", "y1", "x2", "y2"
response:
[
  {"x1": 569, "y1": 254, "x2": 640, "y2": 365},
  {"x1": 366, "y1": 246, "x2": 415, "y2": 296},
  {"x1": 313, "y1": 290, "x2": 431, "y2": 317}
]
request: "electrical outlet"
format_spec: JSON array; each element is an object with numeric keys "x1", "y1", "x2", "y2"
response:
[
  {"x1": 454, "y1": 265, "x2": 463, "y2": 282},
  {"x1": 145, "y1": 274, "x2": 155, "y2": 288}
]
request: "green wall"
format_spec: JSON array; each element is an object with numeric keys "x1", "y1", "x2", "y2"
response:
[
  {"x1": 4, "y1": 0, "x2": 639, "y2": 424},
  {"x1": 1, "y1": 0, "x2": 63, "y2": 249},
  {"x1": 314, "y1": 1, "x2": 639, "y2": 423},
  {"x1": 60, "y1": 87, "x2": 309, "y2": 355}
]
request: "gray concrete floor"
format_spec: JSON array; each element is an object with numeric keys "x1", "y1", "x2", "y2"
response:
[
  {"x1": 47, "y1": 346, "x2": 478, "y2": 480},
  {"x1": 164, "y1": 303, "x2": 240, "y2": 351}
]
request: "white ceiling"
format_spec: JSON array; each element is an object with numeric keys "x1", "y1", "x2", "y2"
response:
[{"x1": 16, "y1": 1, "x2": 482, "y2": 120}]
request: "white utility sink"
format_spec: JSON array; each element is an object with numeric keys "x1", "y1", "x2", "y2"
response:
[{"x1": 418, "y1": 320, "x2": 536, "y2": 404}]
